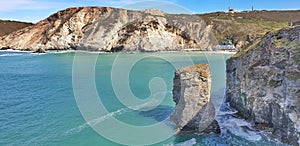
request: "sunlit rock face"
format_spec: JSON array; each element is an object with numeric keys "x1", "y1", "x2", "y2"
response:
[
  {"x1": 171, "y1": 64, "x2": 220, "y2": 134},
  {"x1": 0, "y1": 7, "x2": 217, "y2": 52},
  {"x1": 226, "y1": 26, "x2": 300, "y2": 145}
]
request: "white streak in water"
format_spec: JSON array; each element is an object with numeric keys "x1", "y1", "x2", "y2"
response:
[
  {"x1": 65, "y1": 108, "x2": 128, "y2": 135},
  {"x1": 65, "y1": 97, "x2": 173, "y2": 135},
  {"x1": 0, "y1": 53, "x2": 24, "y2": 57}
]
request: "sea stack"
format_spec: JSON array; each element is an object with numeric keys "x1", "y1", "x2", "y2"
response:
[
  {"x1": 226, "y1": 26, "x2": 300, "y2": 145},
  {"x1": 170, "y1": 64, "x2": 220, "y2": 133}
]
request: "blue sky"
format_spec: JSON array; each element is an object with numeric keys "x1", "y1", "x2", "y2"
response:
[{"x1": 0, "y1": 0, "x2": 299, "y2": 23}]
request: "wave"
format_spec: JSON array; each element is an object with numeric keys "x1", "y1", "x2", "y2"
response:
[
  {"x1": 65, "y1": 98, "x2": 174, "y2": 135},
  {"x1": 0, "y1": 53, "x2": 25, "y2": 57},
  {"x1": 0, "y1": 52, "x2": 44, "y2": 57},
  {"x1": 216, "y1": 103, "x2": 262, "y2": 142},
  {"x1": 0, "y1": 49, "x2": 31, "y2": 53},
  {"x1": 164, "y1": 138, "x2": 196, "y2": 146},
  {"x1": 29, "y1": 53, "x2": 46, "y2": 56},
  {"x1": 65, "y1": 108, "x2": 128, "y2": 135},
  {"x1": 219, "y1": 117, "x2": 262, "y2": 141}
]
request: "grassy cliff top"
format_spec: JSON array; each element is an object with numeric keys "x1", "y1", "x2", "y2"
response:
[
  {"x1": 231, "y1": 25, "x2": 300, "y2": 58},
  {"x1": 0, "y1": 20, "x2": 33, "y2": 37},
  {"x1": 198, "y1": 10, "x2": 300, "y2": 49}
]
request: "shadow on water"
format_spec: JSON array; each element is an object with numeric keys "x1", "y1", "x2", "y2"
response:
[{"x1": 138, "y1": 105, "x2": 174, "y2": 122}]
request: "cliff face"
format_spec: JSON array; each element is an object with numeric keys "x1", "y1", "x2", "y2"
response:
[
  {"x1": 226, "y1": 26, "x2": 300, "y2": 145},
  {"x1": 0, "y1": 7, "x2": 217, "y2": 52},
  {"x1": 171, "y1": 64, "x2": 219, "y2": 133}
]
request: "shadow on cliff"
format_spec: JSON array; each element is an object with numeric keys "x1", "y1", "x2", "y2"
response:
[{"x1": 138, "y1": 105, "x2": 174, "y2": 122}]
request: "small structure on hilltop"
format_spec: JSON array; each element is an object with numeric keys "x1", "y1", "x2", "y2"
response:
[
  {"x1": 228, "y1": 9, "x2": 235, "y2": 13},
  {"x1": 228, "y1": 6, "x2": 235, "y2": 13}
]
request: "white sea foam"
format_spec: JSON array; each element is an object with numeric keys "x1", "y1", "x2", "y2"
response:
[
  {"x1": 216, "y1": 103, "x2": 262, "y2": 142},
  {"x1": 128, "y1": 99, "x2": 160, "y2": 111},
  {"x1": 65, "y1": 108, "x2": 128, "y2": 135},
  {"x1": 48, "y1": 50, "x2": 110, "y2": 54},
  {"x1": 0, "y1": 53, "x2": 24, "y2": 57},
  {"x1": 164, "y1": 138, "x2": 197, "y2": 146},
  {"x1": 65, "y1": 97, "x2": 173, "y2": 135},
  {"x1": 0, "y1": 49, "x2": 31, "y2": 53}
]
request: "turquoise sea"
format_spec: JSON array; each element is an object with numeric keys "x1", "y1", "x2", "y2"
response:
[{"x1": 0, "y1": 51, "x2": 286, "y2": 145}]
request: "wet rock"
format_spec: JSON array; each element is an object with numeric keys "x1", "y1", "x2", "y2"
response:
[{"x1": 33, "y1": 48, "x2": 46, "y2": 53}]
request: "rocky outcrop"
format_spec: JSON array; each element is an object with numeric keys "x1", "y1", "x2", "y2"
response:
[
  {"x1": 33, "y1": 48, "x2": 46, "y2": 53},
  {"x1": 226, "y1": 26, "x2": 300, "y2": 145},
  {"x1": 170, "y1": 64, "x2": 220, "y2": 133},
  {"x1": 0, "y1": 7, "x2": 217, "y2": 52}
]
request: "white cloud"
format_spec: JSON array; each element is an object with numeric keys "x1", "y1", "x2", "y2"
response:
[{"x1": 0, "y1": 0, "x2": 71, "y2": 12}]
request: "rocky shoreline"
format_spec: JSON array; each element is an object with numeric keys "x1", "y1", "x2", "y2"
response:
[{"x1": 0, "y1": 48, "x2": 237, "y2": 54}]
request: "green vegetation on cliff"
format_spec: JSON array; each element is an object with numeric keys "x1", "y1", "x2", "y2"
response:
[
  {"x1": 231, "y1": 25, "x2": 300, "y2": 58},
  {"x1": 199, "y1": 10, "x2": 300, "y2": 49}
]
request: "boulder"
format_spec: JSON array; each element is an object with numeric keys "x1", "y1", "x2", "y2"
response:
[{"x1": 33, "y1": 48, "x2": 46, "y2": 53}]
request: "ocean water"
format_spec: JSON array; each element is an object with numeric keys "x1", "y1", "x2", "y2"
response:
[{"x1": 0, "y1": 51, "x2": 286, "y2": 146}]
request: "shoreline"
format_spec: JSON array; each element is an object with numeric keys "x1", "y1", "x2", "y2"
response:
[{"x1": 0, "y1": 49, "x2": 237, "y2": 55}]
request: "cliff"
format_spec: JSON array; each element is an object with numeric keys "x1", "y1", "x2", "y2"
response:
[
  {"x1": 1, "y1": 9, "x2": 299, "y2": 51},
  {"x1": 170, "y1": 64, "x2": 220, "y2": 133},
  {"x1": 226, "y1": 26, "x2": 300, "y2": 145},
  {"x1": 0, "y1": 7, "x2": 217, "y2": 52}
]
